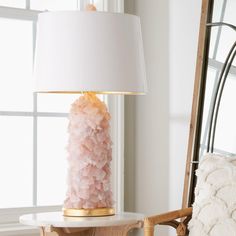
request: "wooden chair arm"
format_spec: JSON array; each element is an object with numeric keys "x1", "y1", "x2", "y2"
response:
[
  {"x1": 144, "y1": 207, "x2": 192, "y2": 225},
  {"x1": 144, "y1": 207, "x2": 192, "y2": 236}
]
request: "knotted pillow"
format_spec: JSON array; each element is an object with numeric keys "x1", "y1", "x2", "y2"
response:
[{"x1": 188, "y1": 153, "x2": 236, "y2": 236}]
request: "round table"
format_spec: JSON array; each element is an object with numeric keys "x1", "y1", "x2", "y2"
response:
[{"x1": 20, "y1": 211, "x2": 144, "y2": 236}]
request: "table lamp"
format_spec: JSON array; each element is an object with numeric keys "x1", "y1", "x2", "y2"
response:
[{"x1": 34, "y1": 6, "x2": 147, "y2": 217}]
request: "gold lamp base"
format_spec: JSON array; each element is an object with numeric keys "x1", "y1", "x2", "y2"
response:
[{"x1": 63, "y1": 208, "x2": 115, "y2": 217}]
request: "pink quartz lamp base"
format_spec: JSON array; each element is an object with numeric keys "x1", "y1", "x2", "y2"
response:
[{"x1": 64, "y1": 93, "x2": 114, "y2": 216}]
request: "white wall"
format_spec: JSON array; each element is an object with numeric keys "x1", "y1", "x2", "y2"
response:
[
  {"x1": 124, "y1": 0, "x2": 201, "y2": 235},
  {"x1": 168, "y1": 0, "x2": 202, "y2": 210}
]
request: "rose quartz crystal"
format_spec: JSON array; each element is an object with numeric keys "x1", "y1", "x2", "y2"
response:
[{"x1": 64, "y1": 93, "x2": 113, "y2": 209}]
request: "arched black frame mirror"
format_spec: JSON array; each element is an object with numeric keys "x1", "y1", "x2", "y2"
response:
[{"x1": 182, "y1": 0, "x2": 236, "y2": 207}]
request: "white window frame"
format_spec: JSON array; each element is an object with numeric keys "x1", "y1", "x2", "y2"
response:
[{"x1": 0, "y1": 0, "x2": 124, "y2": 234}]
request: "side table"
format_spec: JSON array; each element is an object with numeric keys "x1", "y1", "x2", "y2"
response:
[{"x1": 19, "y1": 211, "x2": 144, "y2": 236}]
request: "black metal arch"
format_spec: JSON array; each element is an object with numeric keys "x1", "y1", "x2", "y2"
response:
[{"x1": 206, "y1": 22, "x2": 236, "y2": 153}]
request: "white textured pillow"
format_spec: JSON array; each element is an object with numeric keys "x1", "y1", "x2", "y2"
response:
[{"x1": 189, "y1": 153, "x2": 236, "y2": 236}]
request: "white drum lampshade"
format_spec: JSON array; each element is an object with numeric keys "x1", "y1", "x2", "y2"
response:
[
  {"x1": 34, "y1": 11, "x2": 147, "y2": 94},
  {"x1": 34, "y1": 10, "x2": 147, "y2": 217}
]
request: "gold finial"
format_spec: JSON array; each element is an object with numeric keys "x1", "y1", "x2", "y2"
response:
[{"x1": 85, "y1": 4, "x2": 97, "y2": 11}]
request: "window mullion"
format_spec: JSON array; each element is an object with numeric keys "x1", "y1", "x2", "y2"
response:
[
  {"x1": 32, "y1": 21, "x2": 37, "y2": 207},
  {"x1": 0, "y1": 6, "x2": 40, "y2": 21},
  {"x1": 26, "y1": 0, "x2": 30, "y2": 10},
  {"x1": 33, "y1": 93, "x2": 37, "y2": 206}
]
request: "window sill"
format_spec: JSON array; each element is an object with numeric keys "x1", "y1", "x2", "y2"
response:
[{"x1": 0, "y1": 223, "x2": 39, "y2": 236}]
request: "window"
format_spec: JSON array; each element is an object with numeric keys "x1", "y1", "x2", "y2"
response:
[
  {"x1": 0, "y1": 1, "x2": 80, "y2": 211},
  {"x1": 0, "y1": 0, "x2": 124, "y2": 227}
]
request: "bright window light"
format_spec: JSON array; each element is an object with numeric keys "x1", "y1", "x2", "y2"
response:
[
  {"x1": 0, "y1": 116, "x2": 33, "y2": 208},
  {"x1": 0, "y1": 18, "x2": 33, "y2": 112},
  {"x1": 30, "y1": 0, "x2": 78, "y2": 11},
  {"x1": 37, "y1": 94, "x2": 79, "y2": 113},
  {"x1": 37, "y1": 117, "x2": 68, "y2": 206},
  {"x1": 0, "y1": 0, "x2": 25, "y2": 8}
]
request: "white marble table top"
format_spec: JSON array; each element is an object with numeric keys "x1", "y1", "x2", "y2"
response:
[{"x1": 19, "y1": 211, "x2": 144, "y2": 228}]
